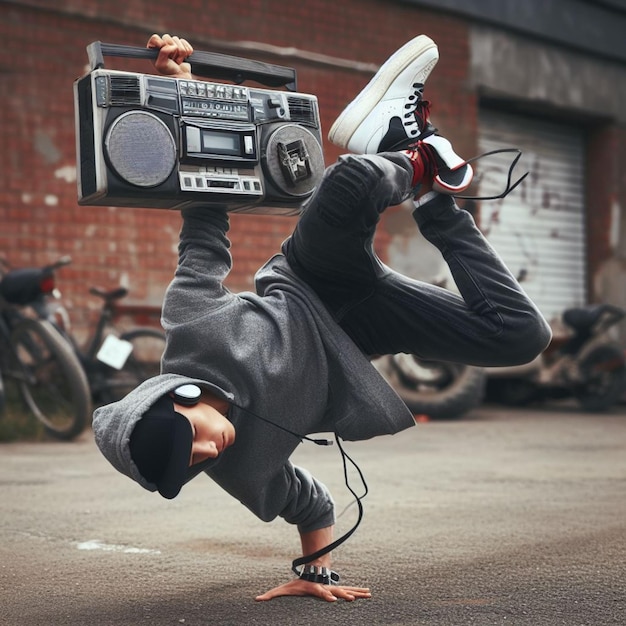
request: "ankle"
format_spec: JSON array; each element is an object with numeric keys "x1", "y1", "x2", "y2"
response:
[
  {"x1": 404, "y1": 147, "x2": 428, "y2": 187},
  {"x1": 415, "y1": 179, "x2": 433, "y2": 199},
  {"x1": 405, "y1": 141, "x2": 438, "y2": 190}
]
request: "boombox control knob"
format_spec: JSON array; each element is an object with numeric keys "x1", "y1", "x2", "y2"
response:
[
  {"x1": 263, "y1": 124, "x2": 324, "y2": 197},
  {"x1": 268, "y1": 98, "x2": 286, "y2": 118}
]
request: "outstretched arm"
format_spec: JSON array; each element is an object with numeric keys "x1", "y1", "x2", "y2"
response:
[{"x1": 255, "y1": 525, "x2": 372, "y2": 602}]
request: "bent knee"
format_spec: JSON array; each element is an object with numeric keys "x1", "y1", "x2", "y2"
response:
[
  {"x1": 315, "y1": 155, "x2": 389, "y2": 226},
  {"x1": 497, "y1": 312, "x2": 552, "y2": 366}
]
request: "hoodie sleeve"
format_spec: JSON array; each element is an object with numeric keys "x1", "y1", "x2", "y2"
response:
[
  {"x1": 271, "y1": 463, "x2": 336, "y2": 534},
  {"x1": 161, "y1": 206, "x2": 234, "y2": 327},
  {"x1": 209, "y1": 457, "x2": 336, "y2": 534}
]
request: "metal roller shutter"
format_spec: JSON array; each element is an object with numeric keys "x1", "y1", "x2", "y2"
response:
[{"x1": 477, "y1": 110, "x2": 587, "y2": 330}]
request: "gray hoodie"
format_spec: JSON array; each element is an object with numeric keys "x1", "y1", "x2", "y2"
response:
[{"x1": 93, "y1": 207, "x2": 414, "y2": 534}]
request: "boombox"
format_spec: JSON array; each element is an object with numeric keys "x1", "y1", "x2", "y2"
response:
[{"x1": 74, "y1": 42, "x2": 325, "y2": 216}]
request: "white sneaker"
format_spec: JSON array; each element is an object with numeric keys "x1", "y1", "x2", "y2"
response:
[{"x1": 328, "y1": 35, "x2": 439, "y2": 154}]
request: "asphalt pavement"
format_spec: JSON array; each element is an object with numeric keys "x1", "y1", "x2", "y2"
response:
[{"x1": 1, "y1": 402, "x2": 625, "y2": 625}]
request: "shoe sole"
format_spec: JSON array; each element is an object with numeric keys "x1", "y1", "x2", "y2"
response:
[{"x1": 328, "y1": 35, "x2": 439, "y2": 150}]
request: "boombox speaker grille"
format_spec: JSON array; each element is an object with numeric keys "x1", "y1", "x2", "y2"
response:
[{"x1": 104, "y1": 111, "x2": 176, "y2": 187}]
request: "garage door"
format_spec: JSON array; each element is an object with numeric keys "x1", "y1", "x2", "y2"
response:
[{"x1": 477, "y1": 110, "x2": 587, "y2": 329}]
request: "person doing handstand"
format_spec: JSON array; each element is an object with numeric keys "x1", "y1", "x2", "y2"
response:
[{"x1": 93, "y1": 33, "x2": 551, "y2": 602}]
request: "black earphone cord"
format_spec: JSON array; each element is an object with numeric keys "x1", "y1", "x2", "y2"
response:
[
  {"x1": 291, "y1": 435, "x2": 367, "y2": 577},
  {"x1": 453, "y1": 148, "x2": 529, "y2": 201},
  {"x1": 233, "y1": 403, "x2": 368, "y2": 579}
]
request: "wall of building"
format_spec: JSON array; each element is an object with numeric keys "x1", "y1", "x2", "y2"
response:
[
  {"x1": 1, "y1": 0, "x2": 624, "y2": 344},
  {"x1": 0, "y1": 0, "x2": 474, "y2": 340},
  {"x1": 403, "y1": 0, "x2": 626, "y2": 342}
]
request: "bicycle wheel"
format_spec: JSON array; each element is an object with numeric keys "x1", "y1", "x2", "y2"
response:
[
  {"x1": 98, "y1": 328, "x2": 166, "y2": 404},
  {"x1": 10, "y1": 318, "x2": 92, "y2": 440}
]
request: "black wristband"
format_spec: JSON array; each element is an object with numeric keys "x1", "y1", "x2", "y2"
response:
[{"x1": 298, "y1": 565, "x2": 340, "y2": 585}]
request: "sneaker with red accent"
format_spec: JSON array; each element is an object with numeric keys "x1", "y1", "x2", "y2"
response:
[
  {"x1": 328, "y1": 35, "x2": 439, "y2": 154},
  {"x1": 405, "y1": 135, "x2": 474, "y2": 194}
]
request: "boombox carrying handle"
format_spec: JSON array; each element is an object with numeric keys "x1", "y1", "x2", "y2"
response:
[{"x1": 87, "y1": 41, "x2": 298, "y2": 91}]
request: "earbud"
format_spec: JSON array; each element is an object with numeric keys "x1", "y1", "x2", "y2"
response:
[{"x1": 170, "y1": 383, "x2": 202, "y2": 406}]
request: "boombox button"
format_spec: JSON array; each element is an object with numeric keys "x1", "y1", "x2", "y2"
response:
[
  {"x1": 254, "y1": 181, "x2": 261, "y2": 191},
  {"x1": 243, "y1": 181, "x2": 250, "y2": 190}
]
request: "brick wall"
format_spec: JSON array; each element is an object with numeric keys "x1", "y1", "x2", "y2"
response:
[{"x1": 0, "y1": 0, "x2": 474, "y2": 340}]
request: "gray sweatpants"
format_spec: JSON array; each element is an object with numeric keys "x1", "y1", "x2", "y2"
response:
[{"x1": 282, "y1": 152, "x2": 551, "y2": 366}]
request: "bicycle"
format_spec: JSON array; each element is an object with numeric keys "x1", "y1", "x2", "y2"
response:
[
  {"x1": 0, "y1": 256, "x2": 92, "y2": 440},
  {"x1": 52, "y1": 284, "x2": 166, "y2": 406}
]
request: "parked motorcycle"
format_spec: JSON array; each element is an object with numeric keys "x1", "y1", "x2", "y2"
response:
[
  {"x1": 374, "y1": 354, "x2": 486, "y2": 419},
  {"x1": 486, "y1": 303, "x2": 626, "y2": 412}
]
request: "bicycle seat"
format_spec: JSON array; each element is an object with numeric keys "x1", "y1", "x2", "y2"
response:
[{"x1": 89, "y1": 286, "x2": 129, "y2": 301}]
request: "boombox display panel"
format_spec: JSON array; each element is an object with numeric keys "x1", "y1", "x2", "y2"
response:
[{"x1": 74, "y1": 67, "x2": 325, "y2": 216}]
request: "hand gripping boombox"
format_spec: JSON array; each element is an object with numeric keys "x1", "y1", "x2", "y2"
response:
[{"x1": 74, "y1": 42, "x2": 325, "y2": 215}]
